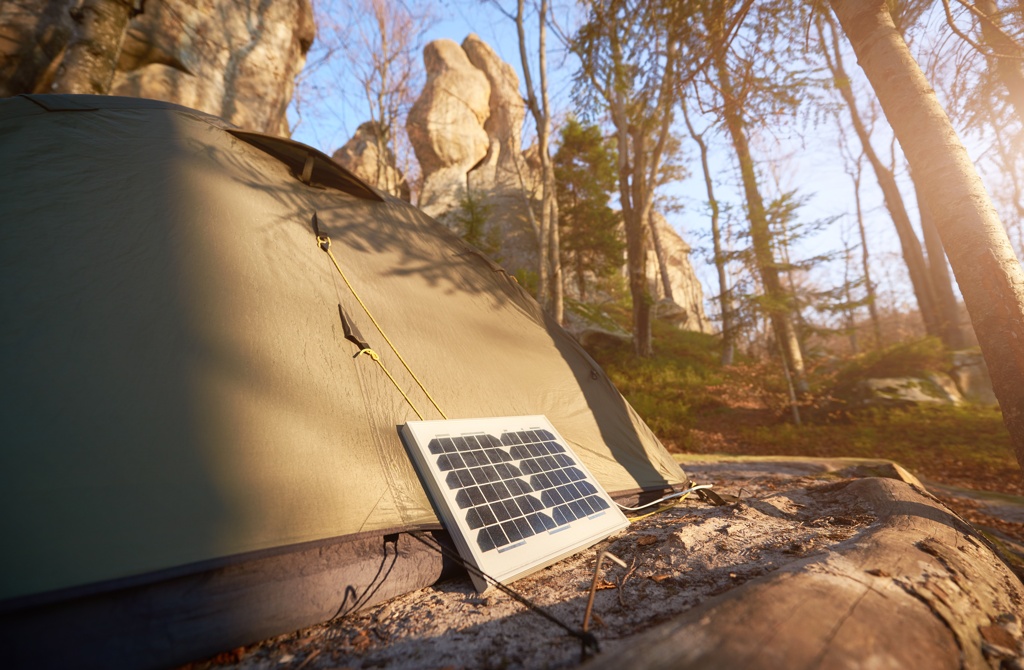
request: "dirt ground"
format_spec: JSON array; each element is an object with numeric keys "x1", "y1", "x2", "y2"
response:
[{"x1": 185, "y1": 460, "x2": 930, "y2": 670}]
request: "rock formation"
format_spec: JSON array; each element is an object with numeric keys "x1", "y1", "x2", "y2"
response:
[
  {"x1": 332, "y1": 121, "x2": 410, "y2": 200},
  {"x1": 405, "y1": 35, "x2": 710, "y2": 333},
  {"x1": 649, "y1": 212, "x2": 711, "y2": 333},
  {"x1": 461, "y1": 34, "x2": 524, "y2": 187},
  {"x1": 0, "y1": 0, "x2": 313, "y2": 136},
  {"x1": 405, "y1": 38, "x2": 491, "y2": 215}
]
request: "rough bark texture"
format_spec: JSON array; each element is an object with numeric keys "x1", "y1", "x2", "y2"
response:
[
  {"x1": 831, "y1": 0, "x2": 1024, "y2": 470},
  {"x1": 0, "y1": 0, "x2": 313, "y2": 135},
  {"x1": 584, "y1": 477, "x2": 1024, "y2": 669},
  {"x1": 616, "y1": 104, "x2": 653, "y2": 357}
]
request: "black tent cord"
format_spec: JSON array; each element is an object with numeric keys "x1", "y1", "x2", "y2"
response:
[{"x1": 408, "y1": 531, "x2": 601, "y2": 661}]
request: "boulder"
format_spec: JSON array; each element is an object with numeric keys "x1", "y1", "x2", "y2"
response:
[
  {"x1": 406, "y1": 38, "x2": 491, "y2": 217},
  {"x1": 0, "y1": 0, "x2": 75, "y2": 97},
  {"x1": 332, "y1": 121, "x2": 410, "y2": 200},
  {"x1": 851, "y1": 375, "x2": 964, "y2": 407},
  {"x1": 112, "y1": 0, "x2": 313, "y2": 136},
  {"x1": 0, "y1": 0, "x2": 313, "y2": 136},
  {"x1": 576, "y1": 326, "x2": 633, "y2": 351}
]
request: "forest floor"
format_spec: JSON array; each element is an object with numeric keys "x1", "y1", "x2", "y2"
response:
[
  {"x1": 682, "y1": 381, "x2": 1024, "y2": 550},
  {"x1": 583, "y1": 327, "x2": 1024, "y2": 548}
]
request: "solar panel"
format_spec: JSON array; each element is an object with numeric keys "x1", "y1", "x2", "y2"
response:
[{"x1": 401, "y1": 415, "x2": 629, "y2": 591}]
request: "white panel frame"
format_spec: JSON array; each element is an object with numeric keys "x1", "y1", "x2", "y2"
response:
[{"x1": 401, "y1": 415, "x2": 629, "y2": 591}]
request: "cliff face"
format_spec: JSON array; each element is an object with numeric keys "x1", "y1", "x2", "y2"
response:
[
  {"x1": 0, "y1": 0, "x2": 313, "y2": 135},
  {"x1": 401, "y1": 35, "x2": 709, "y2": 331}
]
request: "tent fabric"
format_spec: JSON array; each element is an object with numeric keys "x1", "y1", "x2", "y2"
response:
[{"x1": 0, "y1": 94, "x2": 685, "y2": 663}]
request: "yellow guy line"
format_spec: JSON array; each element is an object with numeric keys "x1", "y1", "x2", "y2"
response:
[{"x1": 317, "y1": 233, "x2": 448, "y2": 420}]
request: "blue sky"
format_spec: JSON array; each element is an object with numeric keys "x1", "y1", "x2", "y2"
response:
[{"x1": 287, "y1": 1, "x2": 952, "y2": 331}]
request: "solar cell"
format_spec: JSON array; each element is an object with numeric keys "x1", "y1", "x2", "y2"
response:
[{"x1": 401, "y1": 415, "x2": 629, "y2": 591}]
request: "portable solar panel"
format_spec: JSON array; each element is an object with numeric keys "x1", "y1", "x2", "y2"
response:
[{"x1": 401, "y1": 415, "x2": 629, "y2": 591}]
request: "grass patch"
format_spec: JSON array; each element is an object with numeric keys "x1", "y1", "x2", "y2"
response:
[
  {"x1": 582, "y1": 319, "x2": 1018, "y2": 495},
  {"x1": 584, "y1": 318, "x2": 724, "y2": 452},
  {"x1": 733, "y1": 405, "x2": 1014, "y2": 482}
]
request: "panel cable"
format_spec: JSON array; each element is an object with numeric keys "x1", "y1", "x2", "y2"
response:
[{"x1": 407, "y1": 530, "x2": 601, "y2": 662}]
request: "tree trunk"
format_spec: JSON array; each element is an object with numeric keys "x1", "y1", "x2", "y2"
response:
[
  {"x1": 831, "y1": 0, "x2": 1024, "y2": 471},
  {"x1": 851, "y1": 160, "x2": 884, "y2": 348},
  {"x1": 915, "y1": 180, "x2": 971, "y2": 349},
  {"x1": 585, "y1": 476, "x2": 1024, "y2": 670},
  {"x1": 649, "y1": 214, "x2": 675, "y2": 302},
  {"x1": 710, "y1": 4, "x2": 806, "y2": 392},
  {"x1": 820, "y1": 17, "x2": 942, "y2": 339},
  {"x1": 618, "y1": 107, "x2": 653, "y2": 357},
  {"x1": 50, "y1": 0, "x2": 135, "y2": 94},
  {"x1": 546, "y1": 184, "x2": 564, "y2": 323},
  {"x1": 683, "y1": 97, "x2": 734, "y2": 364},
  {"x1": 517, "y1": 0, "x2": 562, "y2": 323}
]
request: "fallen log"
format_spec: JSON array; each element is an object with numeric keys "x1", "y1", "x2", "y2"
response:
[{"x1": 585, "y1": 477, "x2": 1024, "y2": 670}]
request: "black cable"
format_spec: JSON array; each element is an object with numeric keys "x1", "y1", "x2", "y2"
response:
[{"x1": 407, "y1": 531, "x2": 601, "y2": 660}]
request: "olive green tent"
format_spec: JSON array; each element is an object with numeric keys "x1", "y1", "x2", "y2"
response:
[{"x1": 0, "y1": 95, "x2": 686, "y2": 668}]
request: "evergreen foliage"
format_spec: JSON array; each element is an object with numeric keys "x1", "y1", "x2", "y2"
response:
[
  {"x1": 554, "y1": 117, "x2": 624, "y2": 300},
  {"x1": 453, "y1": 188, "x2": 500, "y2": 259}
]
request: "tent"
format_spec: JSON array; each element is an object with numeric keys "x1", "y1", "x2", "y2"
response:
[{"x1": 0, "y1": 95, "x2": 686, "y2": 668}]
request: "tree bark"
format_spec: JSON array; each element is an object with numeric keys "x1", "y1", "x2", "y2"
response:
[
  {"x1": 585, "y1": 476, "x2": 1024, "y2": 670},
  {"x1": 50, "y1": 0, "x2": 135, "y2": 94},
  {"x1": 617, "y1": 103, "x2": 653, "y2": 357},
  {"x1": 831, "y1": 0, "x2": 1024, "y2": 471}
]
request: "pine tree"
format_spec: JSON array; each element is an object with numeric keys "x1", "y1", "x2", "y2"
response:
[{"x1": 554, "y1": 118, "x2": 624, "y2": 301}]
